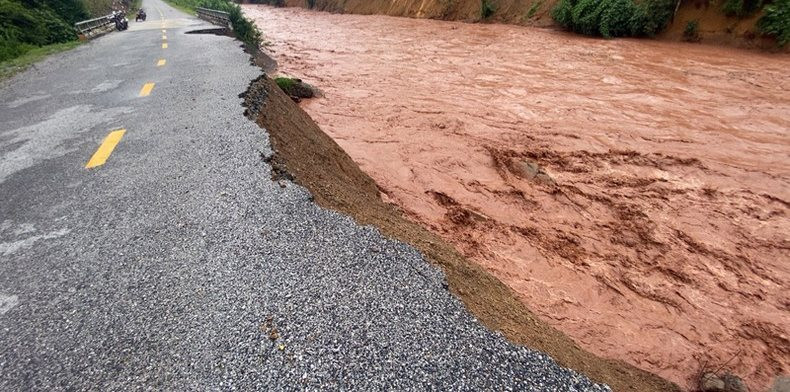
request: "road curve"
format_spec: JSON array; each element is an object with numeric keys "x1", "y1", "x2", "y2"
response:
[{"x1": 0, "y1": 0, "x2": 608, "y2": 390}]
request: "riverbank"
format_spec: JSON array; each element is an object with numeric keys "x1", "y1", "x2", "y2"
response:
[
  {"x1": 245, "y1": 5, "x2": 790, "y2": 390},
  {"x1": 266, "y1": 0, "x2": 786, "y2": 50}
]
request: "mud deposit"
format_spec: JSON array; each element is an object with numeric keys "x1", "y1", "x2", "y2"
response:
[{"x1": 245, "y1": 5, "x2": 790, "y2": 390}]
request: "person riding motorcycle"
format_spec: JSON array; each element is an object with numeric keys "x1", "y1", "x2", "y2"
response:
[
  {"x1": 136, "y1": 9, "x2": 146, "y2": 22},
  {"x1": 111, "y1": 11, "x2": 128, "y2": 31}
]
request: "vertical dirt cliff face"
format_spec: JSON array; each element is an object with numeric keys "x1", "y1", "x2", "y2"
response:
[
  {"x1": 276, "y1": 0, "x2": 785, "y2": 49},
  {"x1": 245, "y1": 5, "x2": 790, "y2": 391},
  {"x1": 281, "y1": 0, "x2": 556, "y2": 26}
]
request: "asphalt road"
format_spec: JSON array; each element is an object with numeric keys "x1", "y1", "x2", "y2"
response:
[{"x1": 0, "y1": 0, "x2": 609, "y2": 390}]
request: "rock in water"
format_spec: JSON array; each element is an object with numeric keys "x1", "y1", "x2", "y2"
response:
[
  {"x1": 701, "y1": 372, "x2": 749, "y2": 392},
  {"x1": 769, "y1": 376, "x2": 790, "y2": 392},
  {"x1": 722, "y1": 373, "x2": 748, "y2": 392}
]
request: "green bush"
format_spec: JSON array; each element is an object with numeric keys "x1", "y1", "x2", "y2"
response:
[
  {"x1": 275, "y1": 76, "x2": 295, "y2": 91},
  {"x1": 683, "y1": 19, "x2": 699, "y2": 40},
  {"x1": 757, "y1": 0, "x2": 790, "y2": 46},
  {"x1": 0, "y1": 0, "x2": 85, "y2": 62},
  {"x1": 481, "y1": 0, "x2": 496, "y2": 18},
  {"x1": 552, "y1": 0, "x2": 674, "y2": 38},
  {"x1": 721, "y1": 0, "x2": 763, "y2": 17}
]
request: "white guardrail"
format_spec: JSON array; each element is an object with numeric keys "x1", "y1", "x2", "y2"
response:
[
  {"x1": 196, "y1": 7, "x2": 231, "y2": 27},
  {"x1": 75, "y1": 7, "x2": 229, "y2": 39},
  {"x1": 74, "y1": 15, "x2": 115, "y2": 39}
]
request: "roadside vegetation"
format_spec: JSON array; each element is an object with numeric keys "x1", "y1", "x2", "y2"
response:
[
  {"x1": 0, "y1": 0, "x2": 86, "y2": 62},
  {"x1": 162, "y1": 0, "x2": 262, "y2": 48},
  {"x1": 1, "y1": 0, "x2": 141, "y2": 77}
]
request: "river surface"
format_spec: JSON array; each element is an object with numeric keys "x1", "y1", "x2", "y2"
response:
[{"x1": 244, "y1": 5, "x2": 790, "y2": 390}]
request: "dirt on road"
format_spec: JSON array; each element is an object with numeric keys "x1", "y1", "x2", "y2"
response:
[{"x1": 245, "y1": 5, "x2": 790, "y2": 390}]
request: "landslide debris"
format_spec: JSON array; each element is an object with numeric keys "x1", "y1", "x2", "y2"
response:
[{"x1": 274, "y1": 76, "x2": 316, "y2": 102}]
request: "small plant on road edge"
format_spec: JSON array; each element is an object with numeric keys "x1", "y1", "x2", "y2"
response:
[
  {"x1": 274, "y1": 76, "x2": 316, "y2": 100},
  {"x1": 275, "y1": 77, "x2": 296, "y2": 92}
]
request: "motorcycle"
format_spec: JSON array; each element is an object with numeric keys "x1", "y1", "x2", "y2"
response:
[
  {"x1": 136, "y1": 9, "x2": 146, "y2": 22},
  {"x1": 111, "y1": 11, "x2": 128, "y2": 31}
]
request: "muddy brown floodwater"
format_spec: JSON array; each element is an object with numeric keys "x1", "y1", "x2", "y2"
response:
[{"x1": 244, "y1": 5, "x2": 790, "y2": 390}]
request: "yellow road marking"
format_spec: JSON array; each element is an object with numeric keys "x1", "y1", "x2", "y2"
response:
[
  {"x1": 86, "y1": 129, "x2": 126, "y2": 168},
  {"x1": 162, "y1": 42, "x2": 168, "y2": 49},
  {"x1": 157, "y1": 59, "x2": 166, "y2": 66},
  {"x1": 162, "y1": 35, "x2": 167, "y2": 40},
  {"x1": 162, "y1": 29, "x2": 166, "y2": 33},
  {"x1": 139, "y1": 82, "x2": 155, "y2": 97}
]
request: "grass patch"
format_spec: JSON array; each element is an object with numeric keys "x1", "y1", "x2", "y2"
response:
[
  {"x1": 273, "y1": 76, "x2": 315, "y2": 99},
  {"x1": 0, "y1": 40, "x2": 82, "y2": 80},
  {"x1": 274, "y1": 76, "x2": 296, "y2": 91}
]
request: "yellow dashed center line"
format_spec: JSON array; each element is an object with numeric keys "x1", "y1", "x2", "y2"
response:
[
  {"x1": 139, "y1": 82, "x2": 155, "y2": 97},
  {"x1": 162, "y1": 29, "x2": 166, "y2": 33},
  {"x1": 86, "y1": 129, "x2": 126, "y2": 168},
  {"x1": 157, "y1": 59, "x2": 166, "y2": 66},
  {"x1": 162, "y1": 35, "x2": 167, "y2": 40},
  {"x1": 162, "y1": 42, "x2": 168, "y2": 49}
]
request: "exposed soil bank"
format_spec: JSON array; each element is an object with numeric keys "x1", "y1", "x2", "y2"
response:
[
  {"x1": 243, "y1": 73, "x2": 679, "y2": 392},
  {"x1": 267, "y1": 0, "x2": 783, "y2": 49},
  {"x1": 245, "y1": 5, "x2": 790, "y2": 391}
]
